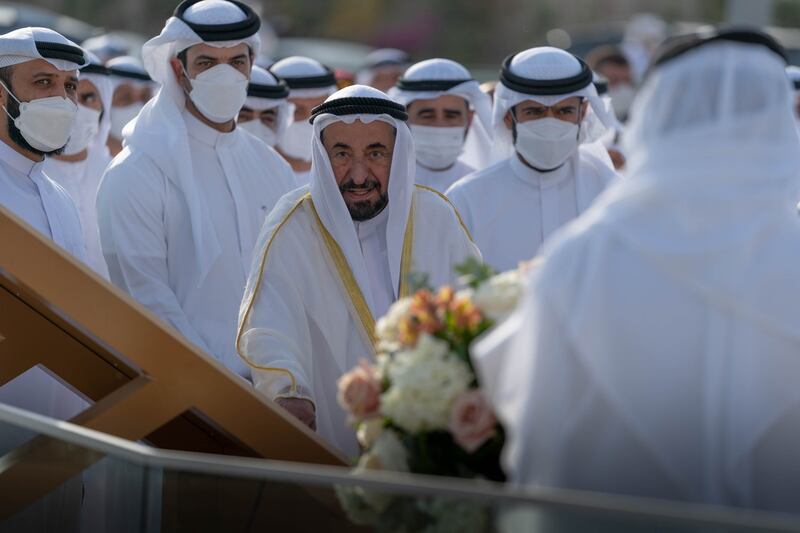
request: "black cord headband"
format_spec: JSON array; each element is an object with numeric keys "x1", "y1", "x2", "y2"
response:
[
  {"x1": 499, "y1": 53, "x2": 593, "y2": 95},
  {"x1": 273, "y1": 67, "x2": 337, "y2": 90},
  {"x1": 107, "y1": 66, "x2": 152, "y2": 82},
  {"x1": 174, "y1": 0, "x2": 261, "y2": 41},
  {"x1": 395, "y1": 78, "x2": 473, "y2": 92},
  {"x1": 247, "y1": 80, "x2": 289, "y2": 99},
  {"x1": 309, "y1": 97, "x2": 408, "y2": 124},
  {"x1": 35, "y1": 41, "x2": 85, "y2": 66},
  {"x1": 81, "y1": 63, "x2": 111, "y2": 76},
  {"x1": 647, "y1": 27, "x2": 788, "y2": 79}
]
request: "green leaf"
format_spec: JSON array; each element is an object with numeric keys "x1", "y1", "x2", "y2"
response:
[
  {"x1": 406, "y1": 271, "x2": 432, "y2": 293},
  {"x1": 454, "y1": 257, "x2": 496, "y2": 290}
]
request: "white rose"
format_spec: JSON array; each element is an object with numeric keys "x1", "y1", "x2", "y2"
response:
[
  {"x1": 381, "y1": 335, "x2": 473, "y2": 433},
  {"x1": 472, "y1": 269, "x2": 524, "y2": 322},
  {"x1": 375, "y1": 296, "x2": 413, "y2": 347}
]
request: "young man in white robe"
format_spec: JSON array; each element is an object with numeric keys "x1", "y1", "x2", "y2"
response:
[
  {"x1": 237, "y1": 65, "x2": 293, "y2": 150},
  {"x1": 44, "y1": 51, "x2": 113, "y2": 278},
  {"x1": 446, "y1": 47, "x2": 619, "y2": 272},
  {"x1": 0, "y1": 26, "x2": 89, "y2": 531},
  {"x1": 97, "y1": 0, "x2": 296, "y2": 379},
  {"x1": 389, "y1": 58, "x2": 493, "y2": 191},
  {"x1": 237, "y1": 85, "x2": 480, "y2": 456},
  {"x1": 476, "y1": 29, "x2": 800, "y2": 514},
  {"x1": 269, "y1": 56, "x2": 337, "y2": 186}
]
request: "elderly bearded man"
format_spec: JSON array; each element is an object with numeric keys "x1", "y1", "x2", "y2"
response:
[{"x1": 237, "y1": 85, "x2": 479, "y2": 455}]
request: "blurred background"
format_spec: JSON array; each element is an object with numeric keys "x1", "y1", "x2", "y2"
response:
[{"x1": 8, "y1": 0, "x2": 800, "y2": 77}]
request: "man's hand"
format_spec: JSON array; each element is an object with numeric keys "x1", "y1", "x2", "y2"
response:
[{"x1": 276, "y1": 397, "x2": 317, "y2": 431}]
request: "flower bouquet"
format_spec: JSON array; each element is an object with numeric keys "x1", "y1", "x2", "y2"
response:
[{"x1": 336, "y1": 258, "x2": 525, "y2": 531}]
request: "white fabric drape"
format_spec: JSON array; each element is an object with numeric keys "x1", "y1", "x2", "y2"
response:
[{"x1": 475, "y1": 41, "x2": 800, "y2": 513}]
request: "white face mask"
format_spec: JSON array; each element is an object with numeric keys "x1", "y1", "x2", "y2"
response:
[
  {"x1": 109, "y1": 103, "x2": 143, "y2": 140},
  {"x1": 184, "y1": 63, "x2": 248, "y2": 124},
  {"x1": 278, "y1": 120, "x2": 313, "y2": 161},
  {"x1": 63, "y1": 104, "x2": 102, "y2": 155},
  {"x1": 1, "y1": 81, "x2": 77, "y2": 153},
  {"x1": 514, "y1": 117, "x2": 580, "y2": 171},
  {"x1": 409, "y1": 124, "x2": 466, "y2": 170},
  {"x1": 239, "y1": 118, "x2": 278, "y2": 147},
  {"x1": 608, "y1": 83, "x2": 636, "y2": 121}
]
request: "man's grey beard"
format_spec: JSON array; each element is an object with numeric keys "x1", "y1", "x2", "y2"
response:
[
  {"x1": 339, "y1": 177, "x2": 389, "y2": 221},
  {"x1": 347, "y1": 192, "x2": 388, "y2": 221},
  {"x1": 5, "y1": 95, "x2": 65, "y2": 157}
]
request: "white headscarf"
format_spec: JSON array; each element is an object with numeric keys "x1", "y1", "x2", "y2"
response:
[
  {"x1": 81, "y1": 34, "x2": 128, "y2": 63},
  {"x1": 309, "y1": 84, "x2": 415, "y2": 315},
  {"x1": 389, "y1": 58, "x2": 493, "y2": 169},
  {"x1": 243, "y1": 65, "x2": 294, "y2": 141},
  {"x1": 492, "y1": 46, "x2": 615, "y2": 163},
  {"x1": 123, "y1": 0, "x2": 261, "y2": 286},
  {"x1": 106, "y1": 55, "x2": 154, "y2": 92},
  {"x1": 0, "y1": 27, "x2": 87, "y2": 71},
  {"x1": 483, "y1": 39, "x2": 800, "y2": 500},
  {"x1": 80, "y1": 51, "x2": 114, "y2": 156},
  {"x1": 356, "y1": 48, "x2": 410, "y2": 86},
  {"x1": 786, "y1": 65, "x2": 800, "y2": 93},
  {"x1": 270, "y1": 56, "x2": 337, "y2": 99}
]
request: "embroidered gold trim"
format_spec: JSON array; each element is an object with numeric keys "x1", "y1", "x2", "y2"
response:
[
  {"x1": 235, "y1": 193, "x2": 311, "y2": 393},
  {"x1": 237, "y1": 192, "x2": 418, "y2": 386},
  {"x1": 414, "y1": 184, "x2": 474, "y2": 243},
  {"x1": 398, "y1": 196, "x2": 415, "y2": 299}
]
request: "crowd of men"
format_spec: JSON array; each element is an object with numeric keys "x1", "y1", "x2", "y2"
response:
[{"x1": 2, "y1": 0, "x2": 800, "y2": 522}]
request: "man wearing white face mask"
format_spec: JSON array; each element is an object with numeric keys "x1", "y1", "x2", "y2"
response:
[
  {"x1": 106, "y1": 55, "x2": 154, "y2": 157},
  {"x1": 0, "y1": 26, "x2": 89, "y2": 530},
  {"x1": 0, "y1": 27, "x2": 86, "y2": 260},
  {"x1": 237, "y1": 65, "x2": 293, "y2": 150},
  {"x1": 390, "y1": 58, "x2": 494, "y2": 192},
  {"x1": 446, "y1": 47, "x2": 619, "y2": 271},
  {"x1": 269, "y1": 56, "x2": 338, "y2": 186},
  {"x1": 45, "y1": 51, "x2": 112, "y2": 278},
  {"x1": 97, "y1": 0, "x2": 295, "y2": 378}
]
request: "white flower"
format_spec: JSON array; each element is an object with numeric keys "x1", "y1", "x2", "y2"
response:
[
  {"x1": 375, "y1": 296, "x2": 412, "y2": 347},
  {"x1": 352, "y1": 429, "x2": 409, "y2": 512},
  {"x1": 357, "y1": 417, "x2": 385, "y2": 449},
  {"x1": 370, "y1": 429, "x2": 408, "y2": 473},
  {"x1": 472, "y1": 269, "x2": 524, "y2": 321},
  {"x1": 381, "y1": 335, "x2": 473, "y2": 433}
]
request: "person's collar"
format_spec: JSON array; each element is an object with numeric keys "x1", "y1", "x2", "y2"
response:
[
  {"x1": 354, "y1": 203, "x2": 389, "y2": 238},
  {"x1": 182, "y1": 108, "x2": 236, "y2": 148},
  {"x1": 509, "y1": 150, "x2": 574, "y2": 187},
  {"x1": 0, "y1": 137, "x2": 44, "y2": 178}
]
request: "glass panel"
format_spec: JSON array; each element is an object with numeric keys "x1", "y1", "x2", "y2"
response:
[{"x1": 1, "y1": 412, "x2": 798, "y2": 533}]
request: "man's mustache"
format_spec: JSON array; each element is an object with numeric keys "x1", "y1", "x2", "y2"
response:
[{"x1": 339, "y1": 178, "x2": 381, "y2": 192}]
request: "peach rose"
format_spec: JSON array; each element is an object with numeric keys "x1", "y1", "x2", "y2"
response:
[
  {"x1": 448, "y1": 390, "x2": 497, "y2": 453},
  {"x1": 337, "y1": 360, "x2": 382, "y2": 421}
]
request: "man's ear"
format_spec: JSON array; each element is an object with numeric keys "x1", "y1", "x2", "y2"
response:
[
  {"x1": 169, "y1": 57, "x2": 189, "y2": 91},
  {"x1": 503, "y1": 109, "x2": 515, "y2": 131}
]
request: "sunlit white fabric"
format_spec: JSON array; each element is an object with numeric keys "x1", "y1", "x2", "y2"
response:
[{"x1": 476, "y1": 41, "x2": 800, "y2": 513}]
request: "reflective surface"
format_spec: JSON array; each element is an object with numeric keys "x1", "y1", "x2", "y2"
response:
[{"x1": 1, "y1": 403, "x2": 799, "y2": 533}]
